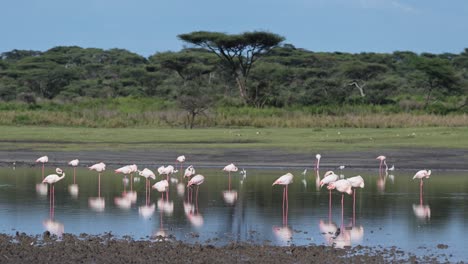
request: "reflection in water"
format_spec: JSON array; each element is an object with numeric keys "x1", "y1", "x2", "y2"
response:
[
  {"x1": 413, "y1": 204, "x2": 431, "y2": 220},
  {"x1": 43, "y1": 218, "x2": 64, "y2": 238},
  {"x1": 350, "y1": 225, "x2": 364, "y2": 244},
  {"x1": 319, "y1": 220, "x2": 339, "y2": 245},
  {"x1": 36, "y1": 183, "x2": 48, "y2": 196},
  {"x1": 68, "y1": 184, "x2": 79, "y2": 198},
  {"x1": 222, "y1": 190, "x2": 238, "y2": 205},
  {"x1": 177, "y1": 183, "x2": 185, "y2": 197},
  {"x1": 114, "y1": 195, "x2": 132, "y2": 210},
  {"x1": 139, "y1": 203, "x2": 156, "y2": 219},
  {"x1": 315, "y1": 170, "x2": 321, "y2": 191},
  {"x1": 377, "y1": 170, "x2": 388, "y2": 193},
  {"x1": 157, "y1": 198, "x2": 174, "y2": 215},
  {"x1": 88, "y1": 197, "x2": 105, "y2": 212},
  {"x1": 272, "y1": 225, "x2": 293, "y2": 245}
]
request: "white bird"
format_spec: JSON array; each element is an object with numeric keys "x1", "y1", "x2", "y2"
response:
[
  {"x1": 338, "y1": 165, "x2": 345, "y2": 170},
  {"x1": 89, "y1": 162, "x2": 106, "y2": 172},
  {"x1": 184, "y1": 165, "x2": 196, "y2": 178},
  {"x1": 36, "y1": 155, "x2": 49, "y2": 178},
  {"x1": 115, "y1": 165, "x2": 133, "y2": 175},
  {"x1": 223, "y1": 163, "x2": 238, "y2": 174},
  {"x1": 327, "y1": 179, "x2": 353, "y2": 195},
  {"x1": 315, "y1": 154, "x2": 321, "y2": 170},
  {"x1": 176, "y1": 155, "x2": 186, "y2": 163},
  {"x1": 138, "y1": 168, "x2": 156, "y2": 180},
  {"x1": 413, "y1": 169, "x2": 431, "y2": 188},
  {"x1": 272, "y1": 173, "x2": 294, "y2": 216},
  {"x1": 387, "y1": 164, "x2": 395, "y2": 171},
  {"x1": 187, "y1": 174, "x2": 205, "y2": 203},
  {"x1": 68, "y1": 159, "x2": 79, "y2": 167},
  {"x1": 346, "y1": 175, "x2": 365, "y2": 189},
  {"x1": 302, "y1": 169, "x2": 307, "y2": 176},
  {"x1": 42, "y1": 170, "x2": 65, "y2": 185},
  {"x1": 320, "y1": 171, "x2": 339, "y2": 188},
  {"x1": 152, "y1": 179, "x2": 169, "y2": 196}
]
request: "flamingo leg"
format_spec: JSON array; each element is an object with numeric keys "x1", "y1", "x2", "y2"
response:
[
  {"x1": 341, "y1": 193, "x2": 344, "y2": 229},
  {"x1": 130, "y1": 174, "x2": 133, "y2": 192},
  {"x1": 282, "y1": 186, "x2": 285, "y2": 222},
  {"x1": 196, "y1": 185, "x2": 199, "y2": 213},
  {"x1": 228, "y1": 173, "x2": 231, "y2": 191},
  {"x1": 73, "y1": 167, "x2": 76, "y2": 184},
  {"x1": 353, "y1": 189, "x2": 356, "y2": 226},
  {"x1": 98, "y1": 173, "x2": 101, "y2": 197},
  {"x1": 42, "y1": 164, "x2": 45, "y2": 180}
]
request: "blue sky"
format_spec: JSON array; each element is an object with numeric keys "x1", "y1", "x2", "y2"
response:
[{"x1": 1, "y1": 0, "x2": 467, "y2": 57}]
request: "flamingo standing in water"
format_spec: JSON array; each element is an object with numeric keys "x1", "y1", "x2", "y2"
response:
[
  {"x1": 153, "y1": 179, "x2": 169, "y2": 200},
  {"x1": 68, "y1": 159, "x2": 79, "y2": 184},
  {"x1": 43, "y1": 168, "x2": 65, "y2": 217},
  {"x1": 36, "y1": 156, "x2": 48, "y2": 179},
  {"x1": 315, "y1": 154, "x2": 321, "y2": 171},
  {"x1": 184, "y1": 165, "x2": 196, "y2": 202},
  {"x1": 413, "y1": 169, "x2": 431, "y2": 195},
  {"x1": 223, "y1": 163, "x2": 238, "y2": 190},
  {"x1": 327, "y1": 179, "x2": 353, "y2": 227},
  {"x1": 115, "y1": 165, "x2": 133, "y2": 193},
  {"x1": 272, "y1": 173, "x2": 294, "y2": 224},
  {"x1": 176, "y1": 155, "x2": 186, "y2": 176},
  {"x1": 346, "y1": 175, "x2": 365, "y2": 225},
  {"x1": 320, "y1": 171, "x2": 339, "y2": 217},
  {"x1": 187, "y1": 174, "x2": 205, "y2": 212},
  {"x1": 376, "y1": 156, "x2": 387, "y2": 172},
  {"x1": 89, "y1": 162, "x2": 106, "y2": 197},
  {"x1": 139, "y1": 168, "x2": 156, "y2": 202}
]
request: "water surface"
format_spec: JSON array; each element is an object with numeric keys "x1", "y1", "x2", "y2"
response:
[{"x1": 0, "y1": 166, "x2": 466, "y2": 261}]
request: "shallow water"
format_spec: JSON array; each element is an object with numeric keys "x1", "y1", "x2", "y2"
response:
[{"x1": 0, "y1": 166, "x2": 467, "y2": 261}]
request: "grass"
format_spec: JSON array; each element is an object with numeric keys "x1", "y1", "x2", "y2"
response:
[{"x1": 0, "y1": 125, "x2": 467, "y2": 152}]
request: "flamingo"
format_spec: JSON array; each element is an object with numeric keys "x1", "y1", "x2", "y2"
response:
[
  {"x1": 152, "y1": 179, "x2": 169, "y2": 200},
  {"x1": 138, "y1": 168, "x2": 156, "y2": 202},
  {"x1": 346, "y1": 175, "x2": 365, "y2": 225},
  {"x1": 413, "y1": 169, "x2": 431, "y2": 195},
  {"x1": 187, "y1": 174, "x2": 205, "y2": 210},
  {"x1": 158, "y1": 165, "x2": 176, "y2": 182},
  {"x1": 320, "y1": 171, "x2": 339, "y2": 218},
  {"x1": 376, "y1": 155, "x2": 387, "y2": 172},
  {"x1": 176, "y1": 155, "x2": 186, "y2": 175},
  {"x1": 315, "y1": 154, "x2": 321, "y2": 171},
  {"x1": 68, "y1": 159, "x2": 79, "y2": 184},
  {"x1": 184, "y1": 165, "x2": 196, "y2": 202},
  {"x1": 272, "y1": 173, "x2": 294, "y2": 224},
  {"x1": 223, "y1": 163, "x2": 238, "y2": 190},
  {"x1": 36, "y1": 155, "x2": 48, "y2": 179},
  {"x1": 115, "y1": 165, "x2": 133, "y2": 193},
  {"x1": 327, "y1": 179, "x2": 353, "y2": 228},
  {"x1": 43, "y1": 168, "x2": 65, "y2": 217},
  {"x1": 89, "y1": 162, "x2": 106, "y2": 197}
]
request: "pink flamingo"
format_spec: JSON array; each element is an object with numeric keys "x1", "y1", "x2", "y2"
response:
[
  {"x1": 376, "y1": 155, "x2": 387, "y2": 172},
  {"x1": 115, "y1": 165, "x2": 133, "y2": 193},
  {"x1": 187, "y1": 174, "x2": 205, "y2": 211},
  {"x1": 413, "y1": 169, "x2": 431, "y2": 196},
  {"x1": 346, "y1": 175, "x2": 365, "y2": 225},
  {"x1": 153, "y1": 179, "x2": 169, "y2": 200},
  {"x1": 68, "y1": 159, "x2": 79, "y2": 184},
  {"x1": 42, "y1": 168, "x2": 65, "y2": 218},
  {"x1": 315, "y1": 154, "x2": 321, "y2": 171},
  {"x1": 223, "y1": 163, "x2": 238, "y2": 191},
  {"x1": 327, "y1": 179, "x2": 353, "y2": 228},
  {"x1": 176, "y1": 155, "x2": 186, "y2": 176},
  {"x1": 184, "y1": 165, "x2": 196, "y2": 202},
  {"x1": 272, "y1": 173, "x2": 294, "y2": 224},
  {"x1": 138, "y1": 168, "x2": 156, "y2": 203},
  {"x1": 89, "y1": 162, "x2": 106, "y2": 197},
  {"x1": 320, "y1": 171, "x2": 339, "y2": 218},
  {"x1": 36, "y1": 156, "x2": 48, "y2": 179}
]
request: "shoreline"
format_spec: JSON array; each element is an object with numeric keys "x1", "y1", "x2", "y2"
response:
[
  {"x1": 1, "y1": 147, "x2": 467, "y2": 171},
  {"x1": 0, "y1": 233, "x2": 448, "y2": 264}
]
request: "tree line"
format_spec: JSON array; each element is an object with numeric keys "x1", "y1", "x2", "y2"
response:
[{"x1": 0, "y1": 31, "x2": 467, "y2": 117}]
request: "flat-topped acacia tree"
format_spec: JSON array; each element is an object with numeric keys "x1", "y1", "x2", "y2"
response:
[{"x1": 178, "y1": 31, "x2": 285, "y2": 106}]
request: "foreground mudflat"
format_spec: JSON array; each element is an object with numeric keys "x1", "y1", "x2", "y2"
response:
[{"x1": 0, "y1": 233, "x2": 448, "y2": 264}]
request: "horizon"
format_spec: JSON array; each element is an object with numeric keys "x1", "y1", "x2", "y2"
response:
[{"x1": 2, "y1": 0, "x2": 468, "y2": 57}]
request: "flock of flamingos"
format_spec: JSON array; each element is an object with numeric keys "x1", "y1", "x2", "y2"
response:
[{"x1": 33, "y1": 153, "x2": 431, "y2": 244}]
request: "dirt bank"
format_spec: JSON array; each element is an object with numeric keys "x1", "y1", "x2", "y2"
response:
[{"x1": 0, "y1": 233, "x2": 450, "y2": 264}]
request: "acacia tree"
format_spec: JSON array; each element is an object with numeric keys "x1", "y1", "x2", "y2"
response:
[{"x1": 177, "y1": 31, "x2": 285, "y2": 107}]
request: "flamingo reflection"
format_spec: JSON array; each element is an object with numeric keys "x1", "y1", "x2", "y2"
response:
[
  {"x1": 139, "y1": 183, "x2": 155, "y2": 219},
  {"x1": 346, "y1": 175, "x2": 364, "y2": 225},
  {"x1": 320, "y1": 171, "x2": 339, "y2": 217},
  {"x1": 377, "y1": 170, "x2": 388, "y2": 193},
  {"x1": 222, "y1": 190, "x2": 238, "y2": 205},
  {"x1": 42, "y1": 168, "x2": 65, "y2": 238},
  {"x1": 413, "y1": 178, "x2": 431, "y2": 220},
  {"x1": 138, "y1": 168, "x2": 156, "y2": 205},
  {"x1": 327, "y1": 179, "x2": 352, "y2": 229},
  {"x1": 315, "y1": 169, "x2": 321, "y2": 192}
]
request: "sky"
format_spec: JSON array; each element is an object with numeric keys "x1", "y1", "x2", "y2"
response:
[{"x1": 1, "y1": 0, "x2": 467, "y2": 57}]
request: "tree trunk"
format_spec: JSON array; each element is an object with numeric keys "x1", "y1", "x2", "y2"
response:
[{"x1": 235, "y1": 76, "x2": 249, "y2": 105}]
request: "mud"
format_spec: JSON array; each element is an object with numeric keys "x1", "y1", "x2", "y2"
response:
[
  {"x1": 1, "y1": 147, "x2": 467, "y2": 171},
  {"x1": 0, "y1": 233, "x2": 452, "y2": 264}
]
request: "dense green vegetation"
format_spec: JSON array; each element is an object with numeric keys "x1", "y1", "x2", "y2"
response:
[{"x1": 0, "y1": 31, "x2": 467, "y2": 128}]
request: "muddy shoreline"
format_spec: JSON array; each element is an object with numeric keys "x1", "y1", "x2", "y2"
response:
[
  {"x1": 0, "y1": 233, "x2": 451, "y2": 264},
  {"x1": 0, "y1": 147, "x2": 467, "y2": 171}
]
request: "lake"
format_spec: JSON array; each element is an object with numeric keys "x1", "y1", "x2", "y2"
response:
[{"x1": 0, "y1": 165, "x2": 466, "y2": 261}]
